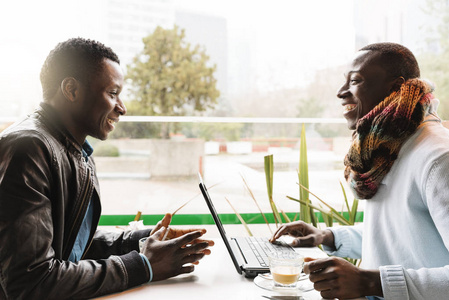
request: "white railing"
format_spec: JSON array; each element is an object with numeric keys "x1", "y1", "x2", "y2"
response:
[
  {"x1": 1, "y1": 115, "x2": 347, "y2": 125},
  {"x1": 119, "y1": 116, "x2": 347, "y2": 124}
]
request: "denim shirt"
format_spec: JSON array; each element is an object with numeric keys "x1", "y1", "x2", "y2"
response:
[{"x1": 69, "y1": 141, "x2": 95, "y2": 263}]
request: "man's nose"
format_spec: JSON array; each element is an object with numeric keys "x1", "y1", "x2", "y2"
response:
[
  {"x1": 337, "y1": 82, "x2": 350, "y2": 99},
  {"x1": 116, "y1": 97, "x2": 127, "y2": 115}
]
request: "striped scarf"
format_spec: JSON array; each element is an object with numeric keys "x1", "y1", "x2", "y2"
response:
[{"x1": 344, "y1": 78, "x2": 434, "y2": 199}]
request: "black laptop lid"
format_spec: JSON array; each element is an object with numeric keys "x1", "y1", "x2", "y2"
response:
[{"x1": 198, "y1": 173, "x2": 242, "y2": 274}]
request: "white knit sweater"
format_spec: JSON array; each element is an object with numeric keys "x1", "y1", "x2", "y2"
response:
[{"x1": 326, "y1": 111, "x2": 449, "y2": 300}]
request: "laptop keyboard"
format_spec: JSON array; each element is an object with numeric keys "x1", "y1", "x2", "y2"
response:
[{"x1": 245, "y1": 237, "x2": 294, "y2": 267}]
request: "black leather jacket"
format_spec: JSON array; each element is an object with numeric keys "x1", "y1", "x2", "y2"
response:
[{"x1": 0, "y1": 104, "x2": 151, "y2": 299}]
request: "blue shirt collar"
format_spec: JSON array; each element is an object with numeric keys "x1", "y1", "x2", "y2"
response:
[{"x1": 82, "y1": 140, "x2": 94, "y2": 161}]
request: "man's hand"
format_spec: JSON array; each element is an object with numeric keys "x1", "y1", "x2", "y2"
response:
[
  {"x1": 142, "y1": 227, "x2": 212, "y2": 281},
  {"x1": 149, "y1": 213, "x2": 214, "y2": 261},
  {"x1": 151, "y1": 213, "x2": 213, "y2": 240},
  {"x1": 304, "y1": 257, "x2": 383, "y2": 299},
  {"x1": 269, "y1": 220, "x2": 335, "y2": 248}
]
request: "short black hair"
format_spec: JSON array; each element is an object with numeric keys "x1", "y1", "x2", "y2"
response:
[
  {"x1": 40, "y1": 37, "x2": 120, "y2": 101},
  {"x1": 359, "y1": 42, "x2": 420, "y2": 80}
]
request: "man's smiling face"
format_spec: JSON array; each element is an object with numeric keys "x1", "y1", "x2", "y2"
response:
[
  {"x1": 337, "y1": 50, "x2": 398, "y2": 130},
  {"x1": 74, "y1": 58, "x2": 126, "y2": 142}
]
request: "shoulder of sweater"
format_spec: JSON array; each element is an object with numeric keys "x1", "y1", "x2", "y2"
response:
[
  {"x1": 408, "y1": 121, "x2": 449, "y2": 150},
  {"x1": 400, "y1": 122, "x2": 449, "y2": 168}
]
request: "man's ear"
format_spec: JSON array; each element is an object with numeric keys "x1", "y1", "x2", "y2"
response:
[
  {"x1": 390, "y1": 76, "x2": 405, "y2": 93},
  {"x1": 61, "y1": 77, "x2": 80, "y2": 102}
]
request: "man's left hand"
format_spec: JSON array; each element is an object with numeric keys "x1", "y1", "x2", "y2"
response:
[{"x1": 304, "y1": 257, "x2": 383, "y2": 299}]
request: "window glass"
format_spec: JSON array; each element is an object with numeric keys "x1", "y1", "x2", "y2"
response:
[{"x1": 1, "y1": 0, "x2": 448, "y2": 222}]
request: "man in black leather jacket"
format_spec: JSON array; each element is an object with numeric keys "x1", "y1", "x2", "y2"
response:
[{"x1": 0, "y1": 38, "x2": 212, "y2": 299}]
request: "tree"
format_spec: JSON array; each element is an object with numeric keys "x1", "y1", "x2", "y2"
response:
[
  {"x1": 126, "y1": 25, "x2": 220, "y2": 138},
  {"x1": 419, "y1": 0, "x2": 449, "y2": 119}
]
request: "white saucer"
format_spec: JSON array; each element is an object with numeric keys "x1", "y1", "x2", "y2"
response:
[{"x1": 253, "y1": 274, "x2": 314, "y2": 293}]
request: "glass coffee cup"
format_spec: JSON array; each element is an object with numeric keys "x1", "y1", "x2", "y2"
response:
[{"x1": 268, "y1": 252, "x2": 304, "y2": 288}]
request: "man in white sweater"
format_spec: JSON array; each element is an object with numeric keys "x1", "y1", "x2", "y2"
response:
[{"x1": 270, "y1": 42, "x2": 449, "y2": 300}]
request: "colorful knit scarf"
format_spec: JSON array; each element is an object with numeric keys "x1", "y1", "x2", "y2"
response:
[{"x1": 344, "y1": 78, "x2": 434, "y2": 199}]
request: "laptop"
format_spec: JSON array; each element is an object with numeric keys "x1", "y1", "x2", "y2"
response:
[{"x1": 198, "y1": 173, "x2": 296, "y2": 278}]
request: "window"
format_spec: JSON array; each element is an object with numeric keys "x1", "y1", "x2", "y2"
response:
[{"x1": 2, "y1": 0, "x2": 447, "y2": 226}]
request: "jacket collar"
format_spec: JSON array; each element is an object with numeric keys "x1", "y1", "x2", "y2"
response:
[{"x1": 37, "y1": 102, "x2": 85, "y2": 155}]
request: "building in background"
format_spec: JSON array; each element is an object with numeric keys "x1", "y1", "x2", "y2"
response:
[
  {"x1": 102, "y1": 0, "x2": 176, "y2": 68},
  {"x1": 175, "y1": 10, "x2": 228, "y2": 101}
]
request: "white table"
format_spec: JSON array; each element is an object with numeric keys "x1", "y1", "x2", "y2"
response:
[{"x1": 96, "y1": 239, "x2": 329, "y2": 300}]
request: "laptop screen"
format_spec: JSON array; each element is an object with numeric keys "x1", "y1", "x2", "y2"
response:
[{"x1": 198, "y1": 173, "x2": 243, "y2": 274}]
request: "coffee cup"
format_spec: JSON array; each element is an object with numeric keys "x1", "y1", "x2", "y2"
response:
[{"x1": 268, "y1": 252, "x2": 304, "y2": 288}]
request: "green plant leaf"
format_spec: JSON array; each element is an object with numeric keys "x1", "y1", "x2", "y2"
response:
[
  {"x1": 280, "y1": 210, "x2": 291, "y2": 223},
  {"x1": 264, "y1": 154, "x2": 282, "y2": 225},
  {"x1": 172, "y1": 182, "x2": 221, "y2": 216},
  {"x1": 319, "y1": 204, "x2": 333, "y2": 227},
  {"x1": 225, "y1": 197, "x2": 253, "y2": 236},
  {"x1": 264, "y1": 155, "x2": 274, "y2": 199},
  {"x1": 299, "y1": 124, "x2": 313, "y2": 224},
  {"x1": 269, "y1": 201, "x2": 283, "y2": 226},
  {"x1": 340, "y1": 181, "x2": 351, "y2": 214},
  {"x1": 351, "y1": 199, "x2": 360, "y2": 224},
  {"x1": 241, "y1": 174, "x2": 272, "y2": 234},
  {"x1": 338, "y1": 181, "x2": 361, "y2": 225},
  {"x1": 297, "y1": 183, "x2": 349, "y2": 223},
  {"x1": 292, "y1": 213, "x2": 299, "y2": 221},
  {"x1": 287, "y1": 196, "x2": 350, "y2": 226}
]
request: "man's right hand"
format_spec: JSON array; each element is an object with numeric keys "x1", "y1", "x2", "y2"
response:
[
  {"x1": 141, "y1": 226, "x2": 211, "y2": 281},
  {"x1": 269, "y1": 221, "x2": 335, "y2": 249}
]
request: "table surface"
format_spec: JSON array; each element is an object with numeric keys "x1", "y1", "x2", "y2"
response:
[{"x1": 95, "y1": 238, "x2": 331, "y2": 300}]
